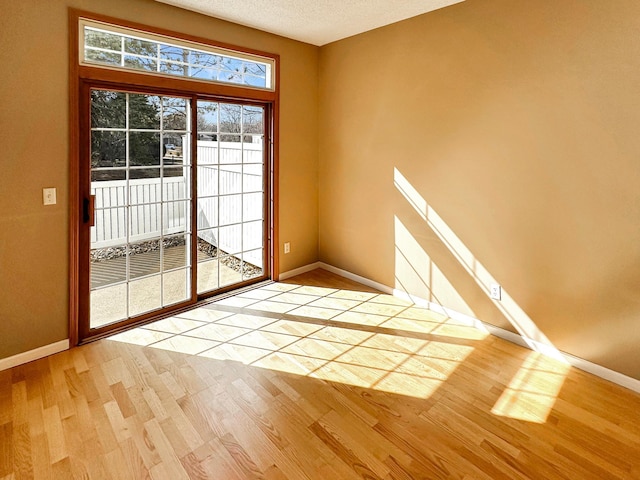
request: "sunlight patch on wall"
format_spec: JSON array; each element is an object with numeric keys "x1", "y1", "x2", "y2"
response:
[
  {"x1": 394, "y1": 167, "x2": 566, "y2": 362},
  {"x1": 394, "y1": 215, "x2": 476, "y2": 319},
  {"x1": 491, "y1": 352, "x2": 570, "y2": 423}
]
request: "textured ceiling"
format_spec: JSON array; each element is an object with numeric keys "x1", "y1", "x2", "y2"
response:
[{"x1": 154, "y1": 0, "x2": 465, "y2": 46}]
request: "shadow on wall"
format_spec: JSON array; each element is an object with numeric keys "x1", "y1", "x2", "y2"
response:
[{"x1": 393, "y1": 167, "x2": 565, "y2": 362}]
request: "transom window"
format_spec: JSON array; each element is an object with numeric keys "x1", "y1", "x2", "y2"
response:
[{"x1": 79, "y1": 18, "x2": 275, "y2": 90}]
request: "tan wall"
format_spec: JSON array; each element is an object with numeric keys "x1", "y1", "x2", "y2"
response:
[
  {"x1": 319, "y1": 0, "x2": 640, "y2": 379},
  {"x1": 2, "y1": 0, "x2": 639, "y2": 382},
  {"x1": 0, "y1": 0, "x2": 318, "y2": 359}
]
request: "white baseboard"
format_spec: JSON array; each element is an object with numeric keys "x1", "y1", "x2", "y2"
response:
[
  {"x1": 561, "y1": 353, "x2": 640, "y2": 393},
  {"x1": 0, "y1": 339, "x2": 70, "y2": 372},
  {"x1": 278, "y1": 262, "x2": 323, "y2": 280},
  {"x1": 286, "y1": 262, "x2": 640, "y2": 394},
  {"x1": 318, "y1": 262, "x2": 393, "y2": 293}
]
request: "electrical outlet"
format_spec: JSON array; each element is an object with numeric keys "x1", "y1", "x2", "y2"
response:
[
  {"x1": 43, "y1": 187, "x2": 57, "y2": 205},
  {"x1": 284, "y1": 242, "x2": 290, "y2": 254},
  {"x1": 490, "y1": 283, "x2": 501, "y2": 300}
]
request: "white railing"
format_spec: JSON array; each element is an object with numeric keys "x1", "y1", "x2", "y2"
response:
[{"x1": 91, "y1": 141, "x2": 264, "y2": 267}]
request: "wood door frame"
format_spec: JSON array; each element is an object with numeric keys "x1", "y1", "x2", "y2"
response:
[{"x1": 69, "y1": 9, "x2": 280, "y2": 346}]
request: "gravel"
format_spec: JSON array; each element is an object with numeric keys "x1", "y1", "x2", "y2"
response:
[{"x1": 91, "y1": 237, "x2": 262, "y2": 277}]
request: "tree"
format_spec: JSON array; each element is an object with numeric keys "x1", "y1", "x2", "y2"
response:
[
  {"x1": 218, "y1": 103, "x2": 263, "y2": 142},
  {"x1": 91, "y1": 91, "x2": 189, "y2": 179},
  {"x1": 91, "y1": 91, "x2": 161, "y2": 169}
]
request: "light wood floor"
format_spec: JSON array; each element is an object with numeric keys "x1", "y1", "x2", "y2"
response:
[{"x1": 2, "y1": 269, "x2": 640, "y2": 479}]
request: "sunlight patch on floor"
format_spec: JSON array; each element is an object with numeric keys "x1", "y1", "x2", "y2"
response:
[
  {"x1": 108, "y1": 281, "x2": 480, "y2": 400},
  {"x1": 491, "y1": 352, "x2": 570, "y2": 423}
]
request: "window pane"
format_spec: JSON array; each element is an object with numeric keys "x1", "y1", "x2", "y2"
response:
[
  {"x1": 191, "y1": 51, "x2": 222, "y2": 68},
  {"x1": 163, "y1": 268, "x2": 189, "y2": 306},
  {"x1": 163, "y1": 200, "x2": 189, "y2": 235},
  {"x1": 219, "y1": 165, "x2": 242, "y2": 195},
  {"x1": 219, "y1": 255, "x2": 242, "y2": 286},
  {"x1": 244, "y1": 75, "x2": 266, "y2": 88},
  {"x1": 129, "y1": 179, "x2": 160, "y2": 206},
  {"x1": 198, "y1": 229, "x2": 218, "y2": 255},
  {"x1": 243, "y1": 220, "x2": 263, "y2": 250},
  {"x1": 91, "y1": 169, "x2": 126, "y2": 182},
  {"x1": 163, "y1": 170, "x2": 189, "y2": 201},
  {"x1": 244, "y1": 62, "x2": 267, "y2": 77},
  {"x1": 91, "y1": 284, "x2": 127, "y2": 326},
  {"x1": 220, "y1": 71, "x2": 242, "y2": 85},
  {"x1": 192, "y1": 67, "x2": 217, "y2": 81},
  {"x1": 243, "y1": 106, "x2": 264, "y2": 134},
  {"x1": 197, "y1": 258, "x2": 219, "y2": 294},
  {"x1": 159, "y1": 61, "x2": 186, "y2": 76},
  {"x1": 91, "y1": 207, "x2": 127, "y2": 246},
  {"x1": 163, "y1": 97, "x2": 187, "y2": 130},
  {"x1": 129, "y1": 202, "x2": 160, "y2": 237},
  {"x1": 219, "y1": 195, "x2": 242, "y2": 226},
  {"x1": 219, "y1": 139, "x2": 242, "y2": 162},
  {"x1": 129, "y1": 239, "x2": 160, "y2": 280},
  {"x1": 125, "y1": 38, "x2": 157, "y2": 57},
  {"x1": 129, "y1": 94, "x2": 161, "y2": 129},
  {"x1": 198, "y1": 166, "x2": 218, "y2": 196},
  {"x1": 163, "y1": 136, "x2": 185, "y2": 164},
  {"x1": 124, "y1": 55, "x2": 157, "y2": 72},
  {"x1": 91, "y1": 91, "x2": 126, "y2": 128},
  {"x1": 85, "y1": 28, "x2": 121, "y2": 50},
  {"x1": 221, "y1": 58, "x2": 242, "y2": 74},
  {"x1": 163, "y1": 235, "x2": 189, "y2": 271},
  {"x1": 130, "y1": 168, "x2": 160, "y2": 180},
  {"x1": 220, "y1": 104, "x2": 241, "y2": 134},
  {"x1": 243, "y1": 193, "x2": 262, "y2": 221},
  {"x1": 243, "y1": 249, "x2": 263, "y2": 276},
  {"x1": 198, "y1": 102, "x2": 218, "y2": 133},
  {"x1": 91, "y1": 247, "x2": 127, "y2": 288},
  {"x1": 130, "y1": 132, "x2": 160, "y2": 166},
  {"x1": 129, "y1": 275, "x2": 161, "y2": 317},
  {"x1": 219, "y1": 225, "x2": 241, "y2": 255},
  {"x1": 243, "y1": 166, "x2": 263, "y2": 192},
  {"x1": 86, "y1": 49, "x2": 121, "y2": 66},
  {"x1": 164, "y1": 167, "x2": 186, "y2": 179},
  {"x1": 91, "y1": 131, "x2": 126, "y2": 168},
  {"x1": 160, "y1": 45, "x2": 187, "y2": 61},
  {"x1": 197, "y1": 197, "x2": 218, "y2": 229}
]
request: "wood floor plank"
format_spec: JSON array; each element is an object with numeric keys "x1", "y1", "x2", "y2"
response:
[
  {"x1": 199, "y1": 438, "x2": 250, "y2": 480},
  {"x1": 2, "y1": 268, "x2": 640, "y2": 479},
  {"x1": 316, "y1": 409, "x2": 391, "y2": 478},
  {"x1": 309, "y1": 421, "x2": 382, "y2": 479},
  {"x1": 0, "y1": 422, "x2": 13, "y2": 478},
  {"x1": 29, "y1": 433, "x2": 52, "y2": 480},
  {"x1": 11, "y1": 422, "x2": 34, "y2": 480},
  {"x1": 219, "y1": 432, "x2": 265, "y2": 479},
  {"x1": 144, "y1": 418, "x2": 190, "y2": 480}
]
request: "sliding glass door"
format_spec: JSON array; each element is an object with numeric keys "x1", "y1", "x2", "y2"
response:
[
  {"x1": 196, "y1": 100, "x2": 266, "y2": 295},
  {"x1": 87, "y1": 90, "x2": 193, "y2": 329},
  {"x1": 80, "y1": 88, "x2": 269, "y2": 340}
]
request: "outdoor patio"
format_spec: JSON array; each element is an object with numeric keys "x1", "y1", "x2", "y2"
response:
[{"x1": 90, "y1": 244, "x2": 261, "y2": 328}]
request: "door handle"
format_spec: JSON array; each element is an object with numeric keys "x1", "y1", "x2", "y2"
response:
[{"x1": 83, "y1": 195, "x2": 96, "y2": 226}]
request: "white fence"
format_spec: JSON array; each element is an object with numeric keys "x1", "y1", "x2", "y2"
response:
[
  {"x1": 91, "y1": 176, "x2": 187, "y2": 248},
  {"x1": 91, "y1": 141, "x2": 264, "y2": 267}
]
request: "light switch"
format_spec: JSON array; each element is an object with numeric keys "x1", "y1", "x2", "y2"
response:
[{"x1": 43, "y1": 188, "x2": 57, "y2": 205}]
